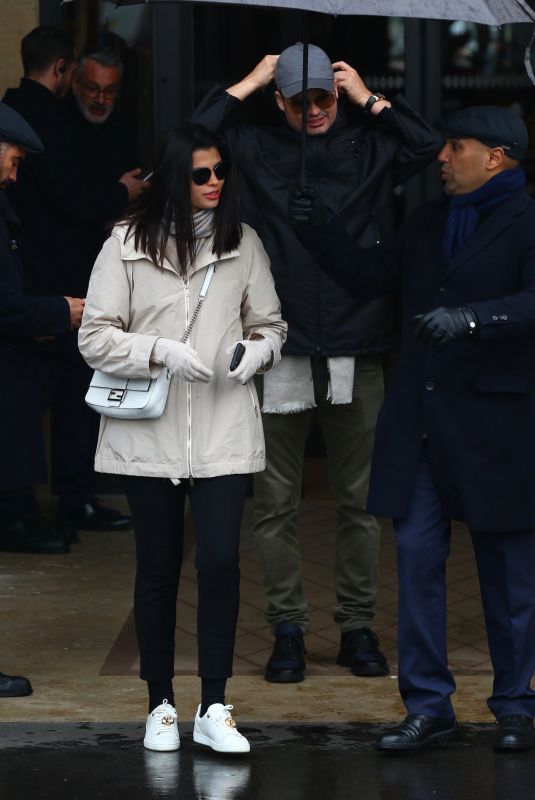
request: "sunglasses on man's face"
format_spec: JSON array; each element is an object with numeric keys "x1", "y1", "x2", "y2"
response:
[
  {"x1": 284, "y1": 91, "x2": 336, "y2": 112},
  {"x1": 191, "y1": 161, "x2": 227, "y2": 186}
]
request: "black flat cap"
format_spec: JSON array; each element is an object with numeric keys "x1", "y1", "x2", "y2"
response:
[
  {"x1": 436, "y1": 105, "x2": 528, "y2": 161},
  {"x1": 0, "y1": 102, "x2": 43, "y2": 153}
]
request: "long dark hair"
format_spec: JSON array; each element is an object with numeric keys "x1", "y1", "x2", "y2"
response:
[{"x1": 124, "y1": 123, "x2": 242, "y2": 275}]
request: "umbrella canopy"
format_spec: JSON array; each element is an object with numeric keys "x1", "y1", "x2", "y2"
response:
[
  {"x1": 62, "y1": 0, "x2": 535, "y2": 25},
  {"x1": 62, "y1": 0, "x2": 535, "y2": 182}
]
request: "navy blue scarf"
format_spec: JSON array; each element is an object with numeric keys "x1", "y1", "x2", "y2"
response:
[{"x1": 443, "y1": 168, "x2": 525, "y2": 264}]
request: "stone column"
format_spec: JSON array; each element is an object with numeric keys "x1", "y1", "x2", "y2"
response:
[{"x1": 0, "y1": 0, "x2": 38, "y2": 98}]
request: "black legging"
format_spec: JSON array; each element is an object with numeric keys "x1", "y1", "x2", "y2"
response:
[{"x1": 123, "y1": 473, "x2": 248, "y2": 682}]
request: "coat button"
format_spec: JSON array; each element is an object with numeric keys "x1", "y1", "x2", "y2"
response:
[
  {"x1": 492, "y1": 315, "x2": 498, "y2": 321},
  {"x1": 439, "y1": 286, "x2": 445, "y2": 293},
  {"x1": 501, "y1": 314, "x2": 508, "y2": 321},
  {"x1": 425, "y1": 381, "x2": 435, "y2": 391}
]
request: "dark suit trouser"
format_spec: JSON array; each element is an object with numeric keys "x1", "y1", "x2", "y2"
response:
[
  {"x1": 393, "y1": 444, "x2": 535, "y2": 719},
  {"x1": 38, "y1": 348, "x2": 100, "y2": 507}
]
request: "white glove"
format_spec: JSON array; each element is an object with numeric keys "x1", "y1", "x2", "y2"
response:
[
  {"x1": 226, "y1": 337, "x2": 273, "y2": 384},
  {"x1": 152, "y1": 338, "x2": 213, "y2": 383}
]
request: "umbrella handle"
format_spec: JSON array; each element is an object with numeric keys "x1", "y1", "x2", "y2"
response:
[{"x1": 300, "y1": 12, "x2": 309, "y2": 189}]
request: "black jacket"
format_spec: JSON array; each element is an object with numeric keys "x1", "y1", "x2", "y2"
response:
[
  {"x1": 0, "y1": 193, "x2": 70, "y2": 489},
  {"x1": 300, "y1": 189, "x2": 535, "y2": 532},
  {"x1": 63, "y1": 93, "x2": 138, "y2": 268},
  {"x1": 192, "y1": 87, "x2": 443, "y2": 356},
  {"x1": 2, "y1": 79, "x2": 130, "y2": 298}
]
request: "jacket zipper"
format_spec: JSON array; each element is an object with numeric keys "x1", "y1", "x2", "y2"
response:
[
  {"x1": 182, "y1": 279, "x2": 194, "y2": 485},
  {"x1": 311, "y1": 138, "x2": 323, "y2": 357}
]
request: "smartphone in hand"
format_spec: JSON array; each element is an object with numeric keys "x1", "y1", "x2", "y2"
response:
[{"x1": 229, "y1": 342, "x2": 246, "y2": 371}]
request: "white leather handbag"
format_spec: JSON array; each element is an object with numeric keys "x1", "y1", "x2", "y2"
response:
[
  {"x1": 84, "y1": 263, "x2": 215, "y2": 420},
  {"x1": 85, "y1": 366, "x2": 172, "y2": 420}
]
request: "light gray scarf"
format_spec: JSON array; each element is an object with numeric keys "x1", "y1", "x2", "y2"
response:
[
  {"x1": 192, "y1": 208, "x2": 215, "y2": 239},
  {"x1": 262, "y1": 356, "x2": 355, "y2": 413},
  {"x1": 166, "y1": 210, "x2": 215, "y2": 271}
]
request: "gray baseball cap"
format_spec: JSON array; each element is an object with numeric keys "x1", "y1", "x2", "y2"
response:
[{"x1": 275, "y1": 43, "x2": 334, "y2": 98}]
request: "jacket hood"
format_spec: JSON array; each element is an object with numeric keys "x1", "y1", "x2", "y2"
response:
[{"x1": 112, "y1": 223, "x2": 240, "y2": 275}]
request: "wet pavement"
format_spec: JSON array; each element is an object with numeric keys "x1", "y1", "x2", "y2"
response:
[{"x1": 0, "y1": 721, "x2": 532, "y2": 799}]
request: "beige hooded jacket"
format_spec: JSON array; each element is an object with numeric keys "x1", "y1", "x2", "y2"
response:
[{"x1": 78, "y1": 222, "x2": 287, "y2": 481}]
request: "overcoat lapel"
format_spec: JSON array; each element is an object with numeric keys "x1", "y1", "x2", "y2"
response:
[{"x1": 442, "y1": 190, "x2": 530, "y2": 282}]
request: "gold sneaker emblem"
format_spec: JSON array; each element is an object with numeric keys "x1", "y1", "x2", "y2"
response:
[
  {"x1": 225, "y1": 716, "x2": 237, "y2": 728},
  {"x1": 162, "y1": 715, "x2": 174, "y2": 726}
]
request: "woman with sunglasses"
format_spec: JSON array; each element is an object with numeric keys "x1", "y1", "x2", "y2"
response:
[{"x1": 79, "y1": 123, "x2": 286, "y2": 754}]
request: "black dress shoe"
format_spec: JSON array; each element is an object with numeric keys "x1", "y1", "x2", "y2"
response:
[
  {"x1": 0, "y1": 517, "x2": 70, "y2": 554},
  {"x1": 61, "y1": 502, "x2": 131, "y2": 532},
  {"x1": 375, "y1": 714, "x2": 460, "y2": 752},
  {"x1": 337, "y1": 628, "x2": 389, "y2": 677},
  {"x1": 495, "y1": 715, "x2": 535, "y2": 752},
  {"x1": 265, "y1": 622, "x2": 307, "y2": 683},
  {"x1": 0, "y1": 671, "x2": 33, "y2": 697}
]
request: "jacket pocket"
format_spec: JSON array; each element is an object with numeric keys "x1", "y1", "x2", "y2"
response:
[{"x1": 473, "y1": 374, "x2": 529, "y2": 395}]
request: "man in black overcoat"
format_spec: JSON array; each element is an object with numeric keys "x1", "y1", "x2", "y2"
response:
[
  {"x1": 2, "y1": 28, "x2": 142, "y2": 532},
  {"x1": 0, "y1": 102, "x2": 85, "y2": 692},
  {"x1": 291, "y1": 105, "x2": 535, "y2": 753},
  {"x1": 65, "y1": 46, "x2": 143, "y2": 274}
]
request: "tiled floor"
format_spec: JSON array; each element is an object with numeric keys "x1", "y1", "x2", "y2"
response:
[
  {"x1": 0, "y1": 458, "x2": 499, "y2": 724},
  {"x1": 98, "y1": 458, "x2": 492, "y2": 680}
]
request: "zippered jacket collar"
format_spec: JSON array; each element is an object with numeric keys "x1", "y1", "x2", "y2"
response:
[{"x1": 113, "y1": 223, "x2": 239, "y2": 275}]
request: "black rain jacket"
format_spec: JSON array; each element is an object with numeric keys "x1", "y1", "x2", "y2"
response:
[{"x1": 192, "y1": 87, "x2": 443, "y2": 356}]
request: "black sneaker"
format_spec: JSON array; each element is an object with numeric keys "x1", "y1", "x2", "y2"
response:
[
  {"x1": 0, "y1": 671, "x2": 33, "y2": 697},
  {"x1": 337, "y1": 627, "x2": 389, "y2": 677},
  {"x1": 0, "y1": 517, "x2": 70, "y2": 554},
  {"x1": 265, "y1": 622, "x2": 307, "y2": 683}
]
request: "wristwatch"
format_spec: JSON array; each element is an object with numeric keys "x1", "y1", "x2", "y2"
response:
[{"x1": 364, "y1": 93, "x2": 386, "y2": 114}]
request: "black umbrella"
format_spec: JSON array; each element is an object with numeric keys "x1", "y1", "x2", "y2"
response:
[
  {"x1": 63, "y1": 0, "x2": 535, "y2": 183},
  {"x1": 63, "y1": 0, "x2": 535, "y2": 23}
]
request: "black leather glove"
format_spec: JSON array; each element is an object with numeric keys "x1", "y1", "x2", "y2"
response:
[
  {"x1": 288, "y1": 185, "x2": 329, "y2": 228},
  {"x1": 413, "y1": 306, "x2": 479, "y2": 352}
]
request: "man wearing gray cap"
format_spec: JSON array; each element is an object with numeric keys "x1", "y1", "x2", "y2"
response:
[
  {"x1": 0, "y1": 102, "x2": 85, "y2": 694},
  {"x1": 291, "y1": 105, "x2": 535, "y2": 753},
  {"x1": 193, "y1": 42, "x2": 442, "y2": 685}
]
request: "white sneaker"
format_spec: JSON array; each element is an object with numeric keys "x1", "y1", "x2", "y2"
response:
[
  {"x1": 143, "y1": 699, "x2": 180, "y2": 751},
  {"x1": 193, "y1": 703, "x2": 250, "y2": 753}
]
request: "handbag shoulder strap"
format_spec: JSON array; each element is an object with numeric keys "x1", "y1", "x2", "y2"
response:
[{"x1": 181, "y1": 262, "x2": 216, "y2": 343}]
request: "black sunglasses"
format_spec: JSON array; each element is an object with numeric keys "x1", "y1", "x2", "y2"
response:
[
  {"x1": 191, "y1": 161, "x2": 227, "y2": 186},
  {"x1": 284, "y1": 91, "x2": 336, "y2": 112}
]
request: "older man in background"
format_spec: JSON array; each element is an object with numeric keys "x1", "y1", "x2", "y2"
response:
[{"x1": 69, "y1": 47, "x2": 142, "y2": 196}]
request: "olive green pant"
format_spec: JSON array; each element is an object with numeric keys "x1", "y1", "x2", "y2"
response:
[{"x1": 253, "y1": 356, "x2": 384, "y2": 634}]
